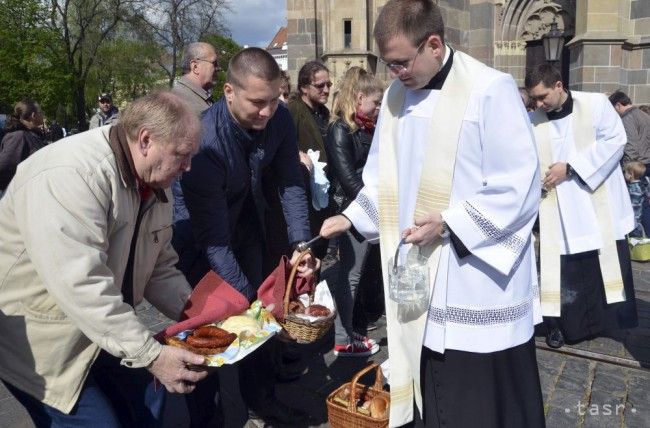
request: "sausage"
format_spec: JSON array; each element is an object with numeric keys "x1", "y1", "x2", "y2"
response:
[
  {"x1": 305, "y1": 304, "x2": 330, "y2": 317},
  {"x1": 164, "y1": 324, "x2": 237, "y2": 357},
  {"x1": 193, "y1": 326, "x2": 234, "y2": 339},
  {"x1": 165, "y1": 336, "x2": 231, "y2": 356},
  {"x1": 186, "y1": 333, "x2": 236, "y2": 349}
]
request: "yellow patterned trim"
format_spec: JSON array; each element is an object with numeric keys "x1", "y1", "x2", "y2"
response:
[{"x1": 390, "y1": 383, "x2": 413, "y2": 404}]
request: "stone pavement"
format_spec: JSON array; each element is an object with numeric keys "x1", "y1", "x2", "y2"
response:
[{"x1": 2, "y1": 261, "x2": 649, "y2": 428}]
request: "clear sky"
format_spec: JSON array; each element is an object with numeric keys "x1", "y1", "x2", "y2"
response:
[{"x1": 223, "y1": 0, "x2": 287, "y2": 48}]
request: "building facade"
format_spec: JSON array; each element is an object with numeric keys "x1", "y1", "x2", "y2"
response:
[
  {"x1": 287, "y1": 0, "x2": 650, "y2": 103},
  {"x1": 267, "y1": 27, "x2": 289, "y2": 71}
]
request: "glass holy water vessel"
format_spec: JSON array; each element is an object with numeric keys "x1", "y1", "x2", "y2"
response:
[{"x1": 388, "y1": 240, "x2": 430, "y2": 304}]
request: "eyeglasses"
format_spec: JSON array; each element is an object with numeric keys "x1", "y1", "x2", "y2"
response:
[
  {"x1": 195, "y1": 58, "x2": 221, "y2": 71},
  {"x1": 310, "y1": 81, "x2": 333, "y2": 91},
  {"x1": 379, "y1": 36, "x2": 429, "y2": 74}
]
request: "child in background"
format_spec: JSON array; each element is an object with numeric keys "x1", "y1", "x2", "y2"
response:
[{"x1": 624, "y1": 161, "x2": 648, "y2": 237}]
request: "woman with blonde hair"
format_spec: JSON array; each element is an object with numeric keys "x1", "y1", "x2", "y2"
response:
[
  {"x1": 0, "y1": 99, "x2": 45, "y2": 193},
  {"x1": 325, "y1": 68, "x2": 384, "y2": 356}
]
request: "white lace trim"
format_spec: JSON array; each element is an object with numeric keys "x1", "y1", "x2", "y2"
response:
[
  {"x1": 464, "y1": 202, "x2": 526, "y2": 254},
  {"x1": 357, "y1": 191, "x2": 380, "y2": 229},
  {"x1": 427, "y1": 295, "x2": 534, "y2": 326}
]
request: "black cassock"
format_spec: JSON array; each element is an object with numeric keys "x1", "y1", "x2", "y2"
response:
[
  {"x1": 408, "y1": 337, "x2": 545, "y2": 428},
  {"x1": 545, "y1": 239, "x2": 638, "y2": 342}
]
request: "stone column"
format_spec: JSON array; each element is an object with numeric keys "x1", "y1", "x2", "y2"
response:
[
  {"x1": 622, "y1": 0, "x2": 650, "y2": 104},
  {"x1": 287, "y1": 0, "x2": 324, "y2": 83},
  {"x1": 566, "y1": 0, "x2": 626, "y2": 94},
  {"x1": 494, "y1": 40, "x2": 527, "y2": 85},
  {"x1": 439, "y1": 0, "x2": 471, "y2": 52},
  {"x1": 468, "y1": 0, "x2": 495, "y2": 66}
]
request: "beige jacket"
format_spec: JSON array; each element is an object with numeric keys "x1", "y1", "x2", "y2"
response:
[
  {"x1": 172, "y1": 76, "x2": 213, "y2": 116},
  {"x1": 0, "y1": 126, "x2": 191, "y2": 413}
]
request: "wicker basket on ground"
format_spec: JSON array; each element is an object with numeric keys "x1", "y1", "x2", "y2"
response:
[{"x1": 327, "y1": 363, "x2": 390, "y2": 428}]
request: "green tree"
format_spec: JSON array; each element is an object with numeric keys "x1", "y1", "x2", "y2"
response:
[
  {"x1": 0, "y1": 0, "x2": 72, "y2": 121},
  {"x1": 43, "y1": 0, "x2": 138, "y2": 130},
  {"x1": 87, "y1": 37, "x2": 167, "y2": 108}
]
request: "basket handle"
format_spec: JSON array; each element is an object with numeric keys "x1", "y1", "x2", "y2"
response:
[
  {"x1": 348, "y1": 362, "x2": 383, "y2": 413},
  {"x1": 283, "y1": 250, "x2": 314, "y2": 318}
]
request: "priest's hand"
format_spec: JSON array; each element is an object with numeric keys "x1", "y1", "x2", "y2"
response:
[
  {"x1": 543, "y1": 162, "x2": 568, "y2": 190},
  {"x1": 320, "y1": 214, "x2": 352, "y2": 239},
  {"x1": 403, "y1": 211, "x2": 444, "y2": 246},
  {"x1": 290, "y1": 250, "x2": 321, "y2": 277}
]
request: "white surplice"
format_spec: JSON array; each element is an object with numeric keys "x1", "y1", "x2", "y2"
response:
[
  {"x1": 538, "y1": 92, "x2": 634, "y2": 254},
  {"x1": 344, "y1": 53, "x2": 542, "y2": 356}
]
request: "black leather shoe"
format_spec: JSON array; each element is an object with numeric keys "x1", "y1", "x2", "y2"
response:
[
  {"x1": 546, "y1": 328, "x2": 565, "y2": 349},
  {"x1": 249, "y1": 400, "x2": 309, "y2": 425}
]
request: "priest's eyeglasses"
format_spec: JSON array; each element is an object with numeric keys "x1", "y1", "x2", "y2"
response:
[{"x1": 379, "y1": 36, "x2": 429, "y2": 75}]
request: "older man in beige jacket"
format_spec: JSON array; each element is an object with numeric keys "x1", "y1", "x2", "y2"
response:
[{"x1": 0, "y1": 91, "x2": 207, "y2": 427}]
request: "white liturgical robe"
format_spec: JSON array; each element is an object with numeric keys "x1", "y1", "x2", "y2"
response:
[
  {"x1": 538, "y1": 91, "x2": 634, "y2": 254},
  {"x1": 344, "y1": 52, "x2": 543, "y2": 356}
]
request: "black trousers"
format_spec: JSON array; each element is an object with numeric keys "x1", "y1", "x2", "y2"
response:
[
  {"x1": 544, "y1": 239, "x2": 638, "y2": 342},
  {"x1": 408, "y1": 337, "x2": 545, "y2": 428}
]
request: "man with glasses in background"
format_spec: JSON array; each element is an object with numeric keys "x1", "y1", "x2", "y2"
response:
[
  {"x1": 286, "y1": 61, "x2": 333, "y2": 261},
  {"x1": 319, "y1": 1, "x2": 544, "y2": 427},
  {"x1": 89, "y1": 93, "x2": 119, "y2": 129},
  {"x1": 172, "y1": 42, "x2": 220, "y2": 116},
  {"x1": 289, "y1": 61, "x2": 332, "y2": 172}
]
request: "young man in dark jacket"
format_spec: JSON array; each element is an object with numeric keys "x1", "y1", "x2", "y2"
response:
[{"x1": 172, "y1": 47, "x2": 317, "y2": 427}]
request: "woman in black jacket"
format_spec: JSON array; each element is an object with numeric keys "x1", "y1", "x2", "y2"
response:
[
  {"x1": 0, "y1": 99, "x2": 45, "y2": 192},
  {"x1": 325, "y1": 68, "x2": 384, "y2": 357}
]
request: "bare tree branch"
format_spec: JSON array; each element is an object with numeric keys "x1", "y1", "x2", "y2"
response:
[{"x1": 131, "y1": 0, "x2": 231, "y2": 86}]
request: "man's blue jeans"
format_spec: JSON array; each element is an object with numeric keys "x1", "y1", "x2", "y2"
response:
[{"x1": 3, "y1": 351, "x2": 165, "y2": 428}]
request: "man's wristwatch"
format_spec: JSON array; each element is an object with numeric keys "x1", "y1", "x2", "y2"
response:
[{"x1": 440, "y1": 220, "x2": 450, "y2": 239}]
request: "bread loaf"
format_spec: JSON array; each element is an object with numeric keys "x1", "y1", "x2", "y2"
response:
[{"x1": 369, "y1": 396, "x2": 388, "y2": 419}]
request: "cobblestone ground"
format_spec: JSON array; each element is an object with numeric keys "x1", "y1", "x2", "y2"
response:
[{"x1": 2, "y1": 262, "x2": 649, "y2": 428}]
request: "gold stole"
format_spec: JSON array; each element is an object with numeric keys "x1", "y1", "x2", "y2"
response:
[
  {"x1": 532, "y1": 91, "x2": 626, "y2": 317},
  {"x1": 377, "y1": 51, "x2": 483, "y2": 427}
]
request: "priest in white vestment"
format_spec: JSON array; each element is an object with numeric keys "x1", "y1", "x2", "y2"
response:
[
  {"x1": 320, "y1": 1, "x2": 545, "y2": 427},
  {"x1": 525, "y1": 64, "x2": 638, "y2": 350}
]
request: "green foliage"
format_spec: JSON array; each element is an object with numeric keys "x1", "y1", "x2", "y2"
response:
[
  {"x1": 0, "y1": 0, "x2": 238, "y2": 126},
  {"x1": 87, "y1": 37, "x2": 168, "y2": 108},
  {"x1": 53, "y1": 0, "x2": 137, "y2": 128},
  {"x1": 0, "y1": 0, "x2": 73, "y2": 121}
]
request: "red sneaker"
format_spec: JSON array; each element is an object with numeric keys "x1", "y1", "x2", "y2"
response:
[
  {"x1": 352, "y1": 332, "x2": 378, "y2": 348},
  {"x1": 333, "y1": 340, "x2": 379, "y2": 357}
]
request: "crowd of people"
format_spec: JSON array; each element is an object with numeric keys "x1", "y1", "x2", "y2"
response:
[{"x1": 0, "y1": 0, "x2": 646, "y2": 427}]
